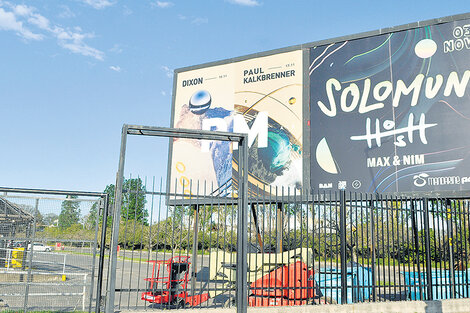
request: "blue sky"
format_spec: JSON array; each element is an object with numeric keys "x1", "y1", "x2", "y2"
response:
[{"x1": 1, "y1": 0, "x2": 469, "y2": 192}]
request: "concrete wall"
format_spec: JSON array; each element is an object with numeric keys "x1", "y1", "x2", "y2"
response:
[{"x1": 124, "y1": 299, "x2": 470, "y2": 313}]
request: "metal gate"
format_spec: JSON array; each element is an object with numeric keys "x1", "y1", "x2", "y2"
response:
[
  {"x1": 0, "y1": 187, "x2": 108, "y2": 312},
  {"x1": 103, "y1": 125, "x2": 249, "y2": 313}
]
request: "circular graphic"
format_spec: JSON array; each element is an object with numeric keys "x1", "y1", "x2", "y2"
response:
[
  {"x1": 316, "y1": 138, "x2": 339, "y2": 174},
  {"x1": 189, "y1": 90, "x2": 212, "y2": 115},
  {"x1": 414, "y1": 39, "x2": 437, "y2": 59},
  {"x1": 288, "y1": 97, "x2": 296, "y2": 105},
  {"x1": 352, "y1": 180, "x2": 361, "y2": 189}
]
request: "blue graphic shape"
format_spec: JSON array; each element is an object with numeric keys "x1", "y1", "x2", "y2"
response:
[
  {"x1": 204, "y1": 107, "x2": 233, "y2": 188},
  {"x1": 189, "y1": 90, "x2": 211, "y2": 115},
  {"x1": 258, "y1": 129, "x2": 292, "y2": 174}
]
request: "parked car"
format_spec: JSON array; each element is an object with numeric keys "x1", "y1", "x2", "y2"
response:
[
  {"x1": 13, "y1": 242, "x2": 25, "y2": 248},
  {"x1": 27, "y1": 243, "x2": 52, "y2": 252}
]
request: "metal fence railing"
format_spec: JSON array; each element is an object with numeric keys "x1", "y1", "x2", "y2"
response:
[
  {"x1": 106, "y1": 181, "x2": 470, "y2": 311},
  {"x1": 102, "y1": 125, "x2": 470, "y2": 312},
  {"x1": 0, "y1": 188, "x2": 108, "y2": 313}
]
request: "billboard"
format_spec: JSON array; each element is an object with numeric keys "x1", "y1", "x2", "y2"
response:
[
  {"x1": 310, "y1": 18, "x2": 470, "y2": 192},
  {"x1": 170, "y1": 50, "x2": 304, "y2": 195}
]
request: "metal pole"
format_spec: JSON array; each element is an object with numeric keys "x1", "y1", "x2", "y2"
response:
[
  {"x1": 106, "y1": 125, "x2": 128, "y2": 313},
  {"x1": 423, "y1": 198, "x2": 433, "y2": 300},
  {"x1": 276, "y1": 202, "x2": 283, "y2": 253},
  {"x1": 370, "y1": 198, "x2": 377, "y2": 302},
  {"x1": 251, "y1": 204, "x2": 263, "y2": 249},
  {"x1": 411, "y1": 200, "x2": 423, "y2": 300},
  {"x1": 340, "y1": 190, "x2": 347, "y2": 304},
  {"x1": 89, "y1": 198, "x2": 103, "y2": 313},
  {"x1": 446, "y1": 199, "x2": 455, "y2": 298},
  {"x1": 191, "y1": 204, "x2": 199, "y2": 298},
  {"x1": 96, "y1": 194, "x2": 109, "y2": 313},
  {"x1": 236, "y1": 136, "x2": 248, "y2": 313},
  {"x1": 83, "y1": 274, "x2": 87, "y2": 311},
  {"x1": 23, "y1": 198, "x2": 39, "y2": 312}
]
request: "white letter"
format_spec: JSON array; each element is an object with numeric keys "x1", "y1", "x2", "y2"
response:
[
  {"x1": 340, "y1": 83, "x2": 360, "y2": 112},
  {"x1": 443, "y1": 40, "x2": 454, "y2": 53},
  {"x1": 425, "y1": 75, "x2": 443, "y2": 99},
  {"x1": 233, "y1": 112, "x2": 268, "y2": 150},
  {"x1": 360, "y1": 78, "x2": 385, "y2": 113},
  {"x1": 373, "y1": 80, "x2": 393, "y2": 103},
  {"x1": 444, "y1": 70, "x2": 470, "y2": 97},
  {"x1": 393, "y1": 74, "x2": 425, "y2": 107},
  {"x1": 317, "y1": 78, "x2": 341, "y2": 117}
]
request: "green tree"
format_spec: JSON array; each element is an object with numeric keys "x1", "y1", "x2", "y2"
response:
[
  {"x1": 58, "y1": 195, "x2": 81, "y2": 229},
  {"x1": 105, "y1": 178, "x2": 148, "y2": 225},
  {"x1": 84, "y1": 202, "x2": 99, "y2": 230},
  {"x1": 19, "y1": 204, "x2": 44, "y2": 226},
  {"x1": 43, "y1": 213, "x2": 59, "y2": 226}
]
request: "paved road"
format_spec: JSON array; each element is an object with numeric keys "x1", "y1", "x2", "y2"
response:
[
  {"x1": 0, "y1": 248, "x2": 451, "y2": 311},
  {"x1": 0, "y1": 248, "x2": 98, "y2": 312}
]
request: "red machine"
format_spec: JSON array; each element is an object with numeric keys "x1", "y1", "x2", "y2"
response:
[
  {"x1": 249, "y1": 261, "x2": 327, "y2": 306},
  {"x1": 141, "y1": 256, "x2": 209, "y2": 307},
  {"x1": 142, "y1": 256, "x2": 327, "y2": 308}
]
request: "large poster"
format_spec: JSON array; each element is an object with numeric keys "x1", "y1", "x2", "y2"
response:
[
  {"x1": 310, "y1": 19, "x2": 470, "y2": 192},
  {"x1": 171, "y1": 50, "x2": 303, "y2": 195}
]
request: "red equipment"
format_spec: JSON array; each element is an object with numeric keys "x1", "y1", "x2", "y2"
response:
[
  {"x1": 142, "y1": 256, "x2": 327, "y2": 308},
  {"x1": 248, "y1": 261, "x2": 326, "y2": 306},
  {"x1": 141, "y1": 256, "x2": 209, "y2": 307}
]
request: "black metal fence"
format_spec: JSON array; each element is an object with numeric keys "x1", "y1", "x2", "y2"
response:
[{"x1": 106, "y1": 179, "x2": 470, "y2": 311}]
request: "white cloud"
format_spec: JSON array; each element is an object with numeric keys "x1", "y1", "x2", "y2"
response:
[
  {"x1": 81, "y1": 0, "x2": 114, "y2": 9},
  {"x1": 58, "y1": 6, "x2": 75, "y2": 19},
  {"x1": 152, "y1": 1, "x2": 174, "y2": 8},
  {"x1": 109, "y1": 65, "x2": 121, "y2": 72},
  {"x1": 0, "y1": 7, "x2": 43, "y2": 40},
  {"x1": 13, "y1": 4, "x2": 33, "y2": 16},
  {"x1": 227, "y1": 0, "x2": 260, "y2": 6},
  {"x1": 28, "y1": 13, "x2": 50, "y2": 29},
  {"x1": 191, "y1": 17, "x2": 208, "y2": 25},
  {"x1": 52, "y1": 26, "x2": 105, "y2": 60},
  {"x1": 109, "y1": 44, "x2": 123, "y2": 54},
  {"x1": 161, "y1": 65, "x2": 172, "y2": 78},
  {"x1": 0, "y1": 3, "x2": 104, "y2": 60},
  {"x1": 161, "y1": 90, "x2": 167, "y2": 96},
  {"x1": 177, "y1": 14, "x2": 187, "y2": 20}
]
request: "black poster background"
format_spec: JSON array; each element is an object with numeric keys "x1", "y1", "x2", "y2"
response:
[{"x1": 309, "y1": 19, "x2": 470, "y2": 193}]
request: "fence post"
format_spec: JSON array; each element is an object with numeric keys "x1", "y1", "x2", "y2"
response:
[
  {"x1": 411, "y1": 199, "x2": 424, "y2": 300},
  {"x1": 96, "y1": 194, "x2": 109, "y2": 313},
  {"x1": 191, "y1": 204, "x2": 199, "y2": 299},
  {"x1": 106, "y1": 125, "x2": 128, "y2": 313},
  {"x1": 423, "y1": 198, "x2": 433, "y2": 300},
  {"x1": 23, "y1": 198, "x2": 39, "y2": 312},
  {"x1": 446, "y1": 199, "x2": 455, "y2": 298},
  {"x1": 340, "y1": 190, "x2": 347, "y2": 304},
  {"x1": 236, "y1": 135, "x2": 248, "y2": 313},
  {"x1": 83, "y1": 273, "x2": 87, "y2": 311},
  {"x1": 276, "y1": 202, "x2": 283, "y2": 253},
  {"x1": 370, "y1": 198, "x2": 377, "y2": 302}
]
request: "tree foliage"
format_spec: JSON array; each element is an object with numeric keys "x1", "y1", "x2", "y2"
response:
[
  {"x1": 106, "y1": 178, "x2": 148, "y2": 224},
  {"x1": 58, "y1": 195, "x2": 81, "y2": 229}
]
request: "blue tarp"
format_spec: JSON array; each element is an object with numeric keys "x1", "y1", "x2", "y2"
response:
[
  {"x1": 315, "y1": 263, "x2": 373, "y2": 304},
  {"x1": 403, "y1": 270, "x2": 470, "y2": 300}
]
